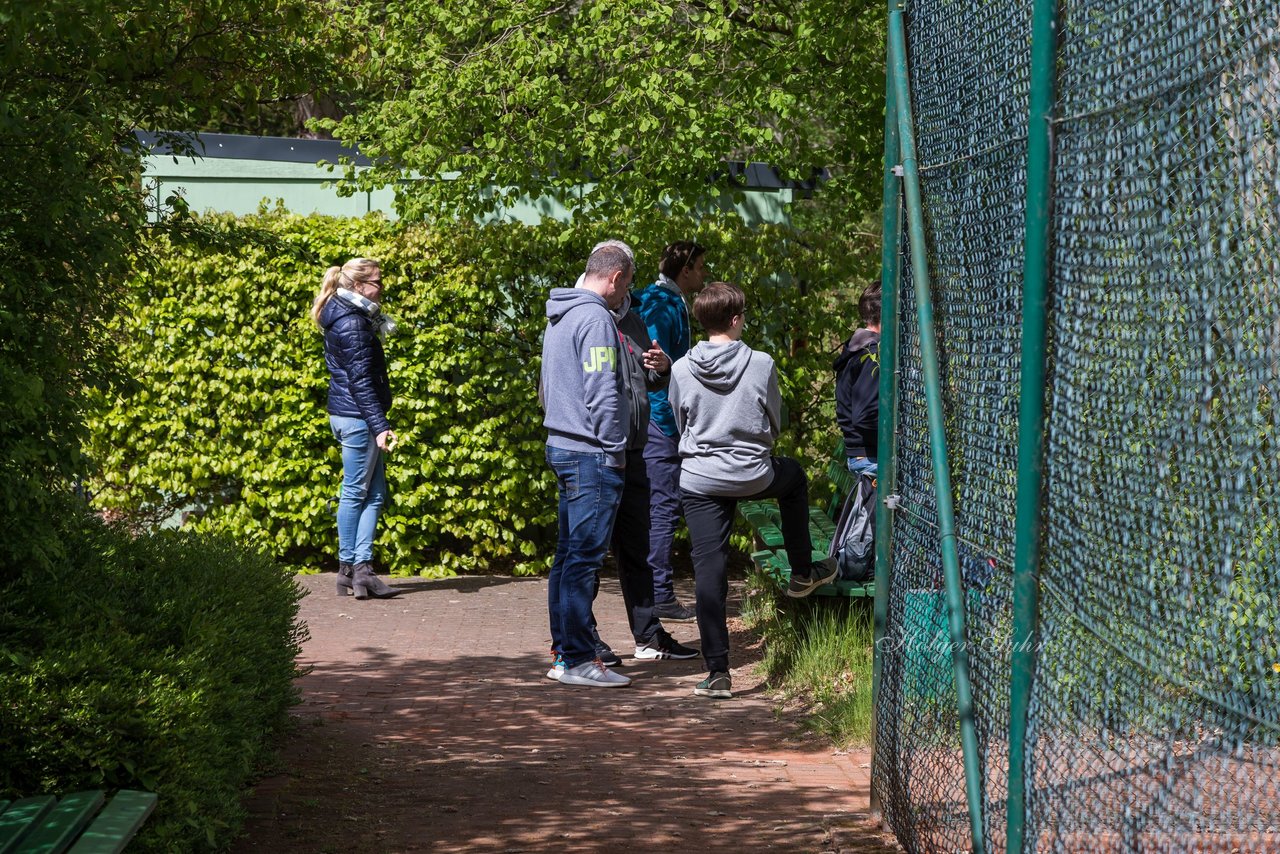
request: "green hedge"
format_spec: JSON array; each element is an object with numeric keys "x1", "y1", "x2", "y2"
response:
[
  {"x1": 87, "y1": 209, "x2": 873, "y2": 575},
  {"x1": 0, "y1": 500, "x2": 305, "y2": 852}
]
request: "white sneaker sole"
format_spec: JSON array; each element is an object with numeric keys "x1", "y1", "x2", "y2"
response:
[
  {"x1": 560, "y1": 673, "x2": 632, "y2": 687},
  {"x1": 634, "y1": 645, "x2": 698, "y2": 661},
  {"x1": 546, "y1": 667, "x2": 565, "y2": 681}
]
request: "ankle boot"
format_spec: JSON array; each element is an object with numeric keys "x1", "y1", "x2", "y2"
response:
[
  {"x1": 352, "y1": 562, "x2": 401, "y2": 599},
  {"x1": 336, "y1": 562, "x2": 355, "y2": 596}
]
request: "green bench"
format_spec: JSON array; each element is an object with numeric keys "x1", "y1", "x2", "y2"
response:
[
  {"x1": 739, "y1": 442, "x2": 875, "y2": 598},
  {"x1": 0, "y1": 790, "x2": 156, "y2": 854}
]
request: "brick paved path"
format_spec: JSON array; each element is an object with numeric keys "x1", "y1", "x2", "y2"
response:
[{"x1": 232, "y1": 573, "x2": 900, "y2": 853}]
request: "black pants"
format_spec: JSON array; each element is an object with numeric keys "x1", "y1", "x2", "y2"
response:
[
  {"x1": 681, "y1": 456, "x2": 814, "y2": 673},
  {"x1": 593, "y1": 448, "x2": 661, "y2": 646}
]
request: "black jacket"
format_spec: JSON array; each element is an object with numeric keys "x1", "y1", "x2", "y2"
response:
[
  {"x1": 834, "y1": 328, "x2": 879, "y2": 458},
  {"x1": 617, "y1": 307, "x2": 670, "y2": 450},
  {"x1": 321, "y1": 296, "x2": 392, "y2": 436}
]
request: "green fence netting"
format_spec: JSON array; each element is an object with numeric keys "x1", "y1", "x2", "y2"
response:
[{"x1": 872, "y1": 0, "x2": 1280, "y2": 851}]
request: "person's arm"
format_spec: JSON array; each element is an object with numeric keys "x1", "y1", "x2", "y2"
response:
[
  {"x1": 846, "y1": 344, "x2": 880, "y2": 439},
  {"x1": 577, "y1": 318, "x2": 627, "y2": 466},
  {"x1": 332, "y1": 315, "x2": 392, "y2": 437},
  {"x1": 642, "y1": 339, "x2": 670, "y2": 391},
  {"x1": 641, "y1": 294, "x2": 683, "y2": 426},
  {"x1": 764, "y1": 361, "x2": 782, "y2": 441},
  {"x1": 668, "y1": 366, "x2": 685, "y2": 435}
]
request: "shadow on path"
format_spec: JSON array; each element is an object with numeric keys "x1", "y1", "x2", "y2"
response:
[{"x1": 232, "y1": 574, "x2": 899, "y2": 853}]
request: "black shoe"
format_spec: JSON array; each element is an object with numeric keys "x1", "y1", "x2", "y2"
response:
[
  {"x1": 653, "y1": 598, "x2": 696, "y2": 621},
  {"x1": 786, "y1": 557, "x2": 838, "y2": 599},
  {"x1": 594, "y1": 645, "x2": 623, "y2": 668},
  {"x1": 694, "y1": 671, "x2": 732, "y2": 699},
  {"x1": 634, "y1": 629, "x2": 698, "y2": 660}
]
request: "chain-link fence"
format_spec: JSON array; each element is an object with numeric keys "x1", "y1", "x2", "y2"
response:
[{"x1": 872, "y1": 0, "x2": 1280, "y2": 851}]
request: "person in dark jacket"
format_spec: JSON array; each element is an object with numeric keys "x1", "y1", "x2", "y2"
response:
[
  {"x1": 311, "y1": 258, "x2": 401, "y2": 600},
  {"x1": 632, "y1": 240, "x2": 708, "y2": 621},
  {"x1": 834, "y1": 282, "x2": 882, "y2": 477}
]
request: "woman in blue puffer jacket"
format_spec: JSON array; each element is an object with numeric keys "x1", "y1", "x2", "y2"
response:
[{"x1": 310, "y1": 258, "x2": 401, "y2": 600}]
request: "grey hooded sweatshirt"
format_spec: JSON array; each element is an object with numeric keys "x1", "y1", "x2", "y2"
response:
[
  {"x1": 668, "y1": 339, "x2": 782, "y2": 497},
  {"x1": 541, "y1": 287, "x2": 629, "y2": 468}
]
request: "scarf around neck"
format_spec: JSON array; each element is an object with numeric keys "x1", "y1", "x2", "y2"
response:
[{"x1": 335, "y1": 288, "x2": 398, "y2": 339}]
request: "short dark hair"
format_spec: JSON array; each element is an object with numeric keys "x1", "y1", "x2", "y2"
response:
[
  {"x1": 858, "y1": 281, "x2": 882, "y2": 326},
  {"x1": 659, "y1": 241, "x2": 706, "y2": 280},
  {"x1": 585, "y1": 244, "x2": 634, "y2": 280},
  {"x1": 693, "y1": 282, "x2": 745, "y2": 334}
]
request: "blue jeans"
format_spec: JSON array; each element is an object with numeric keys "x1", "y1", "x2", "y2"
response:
[
  {"x1": 330, "y1": 416, "x2": 387, "y2": 564},
  {"x1": 847, "y1": 456, "x2": 879, "y2": 478},
  {"x1": 546, "y1": 447, "x2": 625, "y2": 667}
]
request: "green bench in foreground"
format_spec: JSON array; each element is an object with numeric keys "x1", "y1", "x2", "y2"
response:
[
  {"x1": 738, "y1": 442, "x2": 875, "y2": 598},
  {"x1": 0, "y1": 790, "x2": 156, "y2": 854}
]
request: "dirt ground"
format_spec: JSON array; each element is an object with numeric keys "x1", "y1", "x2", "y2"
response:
[{"x1": 231, "y1": 572, "x2": 903, "y2": 853}]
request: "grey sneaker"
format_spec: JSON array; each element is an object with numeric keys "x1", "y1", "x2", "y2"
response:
[
  {"x1": 634, "y1": 629, "x2": 698, "y2": 660},
  {"x1": 786, "y1": 557, "x2": 838, "y2": 598},
  {"x1": 694, "y1": 671, "x2": 732, "y2": 699},
  {"x1": 560, "y1": 659, "x2": 632, "y2": 688}
]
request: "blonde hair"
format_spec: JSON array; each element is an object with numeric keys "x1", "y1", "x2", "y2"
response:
[{"x1": 310, "y1": 257, "x2": 381, "y2": 327}]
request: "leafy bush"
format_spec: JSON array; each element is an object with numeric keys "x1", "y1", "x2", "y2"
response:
[
  {"x1": 0, "y1": 501, "x2": 305, "y2": 851},
  {"x1": 87, "y1": 208, "x2": 874, "y2": 575}
]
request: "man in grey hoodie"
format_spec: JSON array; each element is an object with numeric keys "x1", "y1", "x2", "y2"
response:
[
  {"x1": 668, "y1": 282, "x2": 838, "y2": 699},
  {"x1": 541, "y1": 243, "x2": 635, "y2": 688}
]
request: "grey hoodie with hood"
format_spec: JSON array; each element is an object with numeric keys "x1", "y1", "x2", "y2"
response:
[
  {"x1": 541, "y1": 287, "x2": 629, "y2": 468},
  {"x1": 668, "y1": 339, "x2": 782, "y2": 497}
]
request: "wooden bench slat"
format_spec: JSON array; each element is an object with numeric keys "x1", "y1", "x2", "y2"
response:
[
  {"x1": 66, "y1": 792, "x2": 156, "y2": 854},
  {"x1": 0, "y1": 797, "x2": 57, "y2": 854},
  {"x1": 16, "y1": 791, "x2": 106, "y2": 854}
]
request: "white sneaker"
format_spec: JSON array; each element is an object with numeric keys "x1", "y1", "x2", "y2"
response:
[
  {"x1": 559, "y1": 659, "x2": 632, "y2": 688},
  {"x1": 634, "y1": 629, "x2": 699, "y2": 660},
  {"x1": 545, "y1": 652, "x2": 566, "y2": 681}
]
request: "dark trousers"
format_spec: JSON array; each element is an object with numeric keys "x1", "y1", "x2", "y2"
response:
[
  {"x1": 642, "y1": 422, "x2": 682, "y2": 603},
  {"x1": 681, "y1": 456, "x2": 814, "y2": 673},
  {"x1": 596, "y1": 448, "x2": 661, "y2": 645}
]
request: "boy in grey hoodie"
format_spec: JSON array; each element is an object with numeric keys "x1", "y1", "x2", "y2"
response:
[
  {"x1": 668, "y1": 282, "x2": 838, "y2": 699},
  {"x1": 540, "y1": 243, "x2": 635, "y2": 688}
]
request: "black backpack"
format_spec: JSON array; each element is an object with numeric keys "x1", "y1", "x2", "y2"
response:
[{"x1": 829, "y1": 473, "x2": 876, "y2": 583}]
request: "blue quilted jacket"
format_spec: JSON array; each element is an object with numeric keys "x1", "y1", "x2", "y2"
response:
[
  {"x1": 320, "y1": 296, "x2": 392, "y2": 436},
  {"x1": 632, "y1": 279, "x2": 690, "y2": 437}
]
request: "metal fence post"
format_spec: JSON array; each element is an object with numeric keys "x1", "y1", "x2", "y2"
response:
[
  {"x1": 887, "y1": 9, "x2": 987, "y2": 852},
  {"x1": 1007, "y1": 0, "x2": 1061, "y2": 849},
  {"x1": 870, "y1": 1, "x2": 903, "y2": 819}
]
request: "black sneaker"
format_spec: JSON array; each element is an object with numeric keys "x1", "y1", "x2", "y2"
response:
[
  {"x1": 594, "y1": 645, "x2": 623, "y2": 668},
  {"x1": 694, "y1": 671, "x2": 732, "y2": 699},
  {"x1": 786, "y1": 557, "x2": 838, "y2": 598},
  {"x1": 634, "y1": 629, "x2": 698, "y2": 660},
  {"x1": 653, "y1": 598, "x2": 696, "y2": 621}
]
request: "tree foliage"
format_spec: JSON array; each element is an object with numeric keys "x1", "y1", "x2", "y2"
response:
[
  {"x1": 0, "y1": 0, "x2": 327, "y2": 573},
  {"x1": 319, "y1": 0, "x2": 886, "y2": 222}
]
